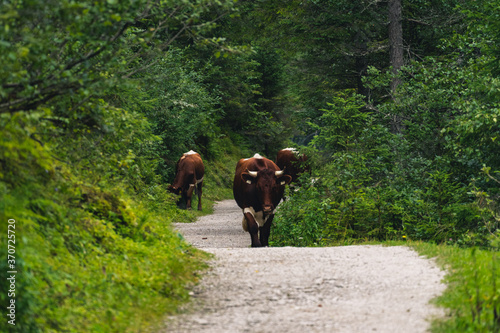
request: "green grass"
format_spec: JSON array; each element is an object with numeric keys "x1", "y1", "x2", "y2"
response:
[{"x1": 409, "y1": 241, "x2": 500, "y2": 333}]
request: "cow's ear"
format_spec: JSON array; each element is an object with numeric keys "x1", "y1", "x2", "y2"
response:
[
  {"x1": 241, "y1": 172, "x2": 254, "y2": 185},
  {"x1": 278, "y1": 175, "x2": 292, "y2": 186}
]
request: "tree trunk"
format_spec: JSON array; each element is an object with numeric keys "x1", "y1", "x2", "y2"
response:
[{"x1": 388, "y1": 0, "x2": 404, "y2": 133}]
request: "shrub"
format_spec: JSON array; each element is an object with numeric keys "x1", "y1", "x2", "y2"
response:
[
  {"x1": 272, "y1": 184, "x2": 327, "y2": 247},
  {"x1": 0, "y1": 105, "x2": 208, "y2": 332}
]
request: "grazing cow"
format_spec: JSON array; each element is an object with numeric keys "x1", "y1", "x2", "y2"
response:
[
  {"x1": 168, "y1": 150, "x2": 205, "y2": 211},
  {"x1": 276, "y1": 148, "x2": 309, "y2": 184},
  {"x1": 233, "y1": 154, "x2": 292, "y2": 247}
]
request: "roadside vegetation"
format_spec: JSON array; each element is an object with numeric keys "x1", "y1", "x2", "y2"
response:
[
  {"x1": 2, "y1": 0, "x2": 500, "y2": 332},
  {"x1": 412, "y1": 241, "x2": 500, "y2": 332}
]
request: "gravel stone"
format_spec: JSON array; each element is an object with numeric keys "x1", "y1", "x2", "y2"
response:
[{"x1": 164, "y1": 200, "x2": 446, "y2": 333}]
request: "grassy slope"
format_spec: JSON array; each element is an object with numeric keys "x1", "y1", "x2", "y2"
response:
[
  {"x1": 0, "y1": 175, "x2": 208, "y2": 332},
  {"x1": 0, "y1": 133, "x2": 240, "y2": 332},
  {"x1": 409, "y1": 241, "x2": 500, "y2": 333}
]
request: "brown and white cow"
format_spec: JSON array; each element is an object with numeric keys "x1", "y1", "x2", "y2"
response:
[
  {"x1": 233, "y1": 153, "x2": 292, "y2": 247},
  {"x1": 168, "y1": 150, "x2": 205, "y2": 211},
  {"x1": 276, "y1": 148, "x2": 309, "y2": 184}
]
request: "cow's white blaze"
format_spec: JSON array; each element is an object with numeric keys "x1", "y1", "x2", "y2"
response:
[{"x1": 242, "y1": 206, "x2": 272, "y2": 231}]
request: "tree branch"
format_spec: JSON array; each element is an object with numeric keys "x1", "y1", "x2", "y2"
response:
[{"x1": 406, "y1": 18, "x2": 431, "y2": 26}]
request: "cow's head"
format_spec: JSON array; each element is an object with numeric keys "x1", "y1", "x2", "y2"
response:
[
  {"x1": 241, "y1": 168, "x2": 292, "y2": 215},
  {"x1": 168, "y1": 184, "x2": 182, "y2": 195},
  {"x1": 168, "y1": 168, "x2": 188, "y2": 195}
]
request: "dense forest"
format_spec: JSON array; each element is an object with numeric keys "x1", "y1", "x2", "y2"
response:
[{"x1": 1, "y1": 0, "x2": 500, "y2": 331}]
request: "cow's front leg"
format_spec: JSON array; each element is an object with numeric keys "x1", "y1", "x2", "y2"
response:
[
  {"x1": 185, "y1": 185, "x2": 195, "y2": 210},
  {"x1": 259, "y1": 214, "x2": 274, "y2": 247},
  {"x1": 244, "y1": 212, "x2": 262, "y2": 247},
  {"x1": 196, "y1": 181, "x2": 203, "y2": 211}
]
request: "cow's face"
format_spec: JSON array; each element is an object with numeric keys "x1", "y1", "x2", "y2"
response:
[{"x1": 242, "y1": 169, "x2": 292, "y2": 215}]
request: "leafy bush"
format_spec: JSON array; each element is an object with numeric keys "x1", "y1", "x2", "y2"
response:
[
  {"x1": 273, "y1": 88, "x2": 497, "y2": 248},
  {"x1": 400, "y1": 170, "x2": 482, "y2": 244},
  {"x1": 0, "y1": 98, "x2": 210, "y2": 332},
  {"x1": 272, "y1": 184, "x2": 328, "y2": 247},
  {"x1": 0, "y1": 181, "x2": 209, "y2": 332}
]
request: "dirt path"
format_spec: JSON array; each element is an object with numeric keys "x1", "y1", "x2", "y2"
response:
[{"x1": 164, "y1": 200, "x2": 446, "y2": 333}]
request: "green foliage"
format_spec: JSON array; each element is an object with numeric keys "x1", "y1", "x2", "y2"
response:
[
  {"x1": 194, "y1": 44, "x2": 292, "y2": 155},
  {"x1": 274, "y1": 85, "x2": 496, "y2": 247},
  {"x1": 0, "y1": 106, "x2": 210, "y2": 332},
  {"x1": 0, "y1": 1, "x2": 243, "y2": 330},
  {"x1": 401, "y1": 170, "x2": 483, "y2": 245},
  {"x1": 272, "y1": 184, "x2": 328, "y2": 247},
  {"x1": 309, "y1": 91, "x2": 369, "y2": 153},
  {"x1": 202, "y1": 138, "x2": 242, "y2": 201},
  {"x1": 273, "y1": 92, "x2": 403, "y2": 245},
  {"x1": 3, "y1": 0, "x2": 500, "y2": 330},
  {"x1": 125, "y1": 48, "x2": 223, "y2": 181},
  {"x1": 443, "y1": 71, "x2": 500, "y2": 183},
  {"x1": 0, "y1": 111, "x2": 54, "y2": 185},
  {"x1": 0, "y1": 0, "x2": 236, "y2": 115},
  {"x1": 412, "y1": 241, "x2": 500, "y2": 332},
  {"x1": 0, "y1": 185, "x2": 209, "y2": 332},
  {"x1": 460, "y1": 0, "x2": 500, "y2": 76}
]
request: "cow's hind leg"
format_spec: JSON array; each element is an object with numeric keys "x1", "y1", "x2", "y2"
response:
[
  {"x1": 259, "y1": 215, "x2": 274, "y2": 247},
  {"x1": 185, "y1": 185, "x2": 195, "y2": 210},
  {"x1": 196, "y1": 181, "x2": 203, "y2": 211},
  {"x1": 244, "y1": 212, "x2": 262, "y2": 247}
]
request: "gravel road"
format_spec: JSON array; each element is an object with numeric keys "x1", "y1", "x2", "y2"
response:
[{"x1": 164, "y1": 200, "x2": 447, "y2": 333}]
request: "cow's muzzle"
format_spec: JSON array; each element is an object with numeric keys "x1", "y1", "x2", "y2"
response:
[
  {"x1": 263, "y1": 205, "x2": 273, "y2": 215},
  {"x1": 168, "y1": 186, "x2": 180, "y2": 194}
]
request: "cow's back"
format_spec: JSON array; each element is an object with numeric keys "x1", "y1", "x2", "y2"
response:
[
  {"x1": 276, "y1": 148, "x2": 308, "y2": 182},
  {"x1": 182, "y1": 153, "x2": 204, "y2": 178},
  {"x1": 276, "y1": 149, "x2": 296, "y2": 171},
  {"x1": 172, "y1": 151, "x2": 204, "y2": 188}
]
